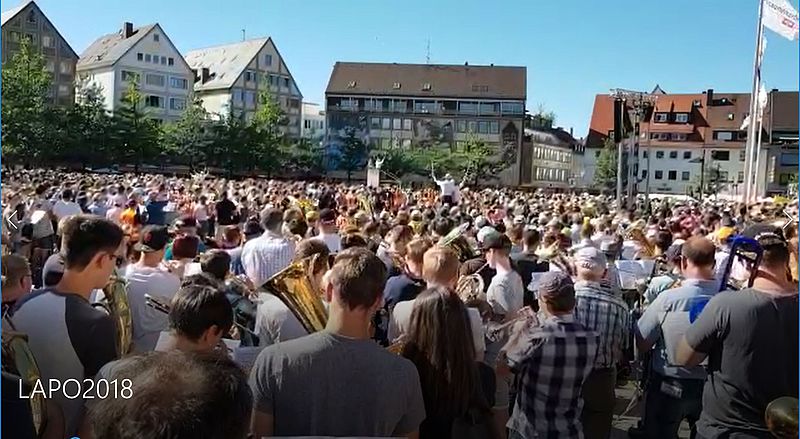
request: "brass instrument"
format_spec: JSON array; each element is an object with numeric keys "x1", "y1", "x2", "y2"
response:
[
  {"x1": 625, "y1": 226, "x2": 657, "y2": 259},
  {"x1": 262, "y1": 260, "x2": 328, "y2": 333},
  {"x1": 2, "y1": 317, "x2": 47, "y2": 435},
  {"x1": 440, "y1": 223, "x2": 477, "y2": 262},
  {"x1": 537, "y1": 241, "x2": 574, "y2": 275},
  {"x1": 94, "y1": 268, "x2": 133, "y2": 357},
  {"x1": 766, "y1": 397, "x2": 798, "y2": 438}
]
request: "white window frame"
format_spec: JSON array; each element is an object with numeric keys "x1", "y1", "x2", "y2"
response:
[
  {"x1": 672, "y1": 133, "x2": 687, "y2": 141},
  {"x1": 145, "y1": 73, "x2": 165, "y2": 87},
  {"x1": 654, "y1": 113, "x2": 668, "y2": 123},
  {"x1": 675, "y1": 113, "x2": 689, "y2": 123},
  {"x1": 59, "y1": 60, "x2": 73, "y2": 74},
  {"x1": 169, "y1": 76, "x2": 188, "y2": 90},
  {"x1": 264, "y1": 54, "x2": 272, "y2": 66},
  {"x1": 169, "y1": 97, "x2": 186, "y2": 111},
  {"x1": 145, "y1": 95, "x2": 165, "y2": 109},
  {"x1": 42, "y1": 35, "x2": 54, "y2": 48}
]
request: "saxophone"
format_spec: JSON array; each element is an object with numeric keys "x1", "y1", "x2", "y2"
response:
[{"x1": 94, "y1": 268, "x2": 133, "y2": 357}]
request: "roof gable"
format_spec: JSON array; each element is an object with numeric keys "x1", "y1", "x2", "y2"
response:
[
  {"x1": 77, "y1": 23, "x2": 156, "y2": 70},
  {"x1": 2, "y1": 1, "x2": 78, "y2": 59},
  {"x1": 183, "y1": 38, "x2": 268, "y2": 91}
]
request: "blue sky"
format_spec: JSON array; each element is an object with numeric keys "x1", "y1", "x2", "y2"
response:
[{"x1": 22, "y1": 0, "x2": 800, "y2": 136}]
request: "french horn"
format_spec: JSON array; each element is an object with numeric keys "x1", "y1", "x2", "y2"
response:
[
  {"x1": 440, "y1": 223, "x2": 477, "y2": 262},
  {"x1": 2, "y1": 317, "x2": 47, "y2": 435}
]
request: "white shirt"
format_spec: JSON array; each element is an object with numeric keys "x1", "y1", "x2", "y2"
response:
[
  {"x1": 254, "y1": 293, "x2": 308, "y2": 346},
  {"x1": 241, "y1": 232, "x2": 296, "y2": 288},
  {"x1": 52, "y1": 200, "x2": 83, "y2": 220},
  {"x1": 314, "y1": 232, "x2": 342, "y2": 254},
  {"x1": 435, "y1": 178, "x2": 457, "y2": 197},
  {"x1": 389, "y1": 298, "x2": 485, "y2": 361},
  {"x1": 193, "y1": 204, "x2": 209, "y2": 221},
  {"x1": 486, "y1": 269, "x2": 525, "y2": 318},
  {"x1": 124, "y1": 264, "x2": 181, "y2": 352}
]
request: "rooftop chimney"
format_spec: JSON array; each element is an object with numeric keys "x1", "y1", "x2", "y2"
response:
[
  {"x1": 706, "y1": 88, "x2": 714, "y2": 106},
  {"x1": 122, "y1": 22, "x2": 134, "y2": 39},
  {"x1": 570, "y1": 127, "x2": 573, "y2": 137},
  {"x1": 201, "y1": 67, "x2": 210, "y2": 84}
]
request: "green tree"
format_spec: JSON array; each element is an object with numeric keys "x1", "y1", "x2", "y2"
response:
[
  {"x1": 249, "y1": 89, "x2": 288, "y2": 175},
  {"x1": 594, "y1": 138, "x2": 618, "y2": 191},
  {"x1": 281, "y1": 136, "x2": 325, "y2": 176},
  {"x1": 1, "y1": 38, "x2": 51, "y2": 163},
  {"x1": 339, "y1": 127, "x2": 367, "y2": 181},
  {"x1": 161, "y1": 97, "x2": 213, "y2": 170},
  {"x1": 112, "y1": 79, "x2": 160, "y2": 170},
  {"x1": 66, "y1": 79, "x2": 114, "y2": 167}
]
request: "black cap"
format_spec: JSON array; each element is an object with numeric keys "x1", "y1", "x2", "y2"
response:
[
  {"x1": 319, "y1": 208, "x2": 336, "y2": 224},
  {"x1": 742, "y1": 224, "x2": 787, "y2": 247},
  {"x1": 134, "y1": 225, "x2": 170, "y2": 252},
  {"x1": 482, "y1": 231, "x2": 512, "y2": 251}
]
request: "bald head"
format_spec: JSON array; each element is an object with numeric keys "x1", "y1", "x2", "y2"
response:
[{"x1": 681, "y1": 237, "x2": 716, "y2": 268}]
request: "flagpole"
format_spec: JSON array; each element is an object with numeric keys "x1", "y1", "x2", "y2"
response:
[
  {"x1": 743, "y1": 0, "x2": 765, "y2": 203},
  {"x1": 753, "y1": 109, "x2": 765, "y2": 199}
]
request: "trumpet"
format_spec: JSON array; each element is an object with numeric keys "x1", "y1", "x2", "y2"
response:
[{"x1": 144, "y1": 294, "x2": 259, "y2": 339}]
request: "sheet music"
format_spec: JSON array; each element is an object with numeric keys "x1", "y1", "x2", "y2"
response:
[{"x1": 615, "y1": 260, "x2": 655, "y2": 290}]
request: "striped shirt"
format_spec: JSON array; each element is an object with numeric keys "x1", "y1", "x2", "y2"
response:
[
  {"x1": 241, "y1": 232, "x2": 296, "y2": 288},
  {"x1": 573, "y1": 280, "x2": 631, "y2": 368}
]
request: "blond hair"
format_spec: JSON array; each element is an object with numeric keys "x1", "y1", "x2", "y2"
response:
[
  {"x1": 422, "y1": 246, "x2": 459, "y2": 286},
  {"x1": 2, "y1": 254, "x2": 30, "y2": 289}
]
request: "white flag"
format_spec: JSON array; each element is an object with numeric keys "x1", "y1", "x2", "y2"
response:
[
  {"x1": 741, "y1": 114, "x2": 752, "y2": 131},
  {"x1": 740, "y1": 84, "x2": 771, "y2": 130},
  {"x1": 763, "y1": 0, "x2": 799, "y2": 41}
]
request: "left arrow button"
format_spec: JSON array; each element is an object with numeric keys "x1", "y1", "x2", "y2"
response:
[{"x1": 6, "y1": 214, "x2": 19, "y2": 230}]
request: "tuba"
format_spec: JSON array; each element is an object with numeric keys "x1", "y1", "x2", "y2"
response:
[
  {"x1": 766, "y1": 397, "x2": 798, "y2": 438},
  {"x1": 94, "y1": 268, "x2": 133, "y2": 357},
  {"x1": 625, "y1": 227, "x2": 657, "y2": 259},
  {"x1": 440, "y1": 223, "x2": 477, "y2": 262},
  {"x1": 2, "y1": 317, "x2": 47, "y2": 435},
  {"x1": 262, "y1": 261, "x2": 328, "y2": 333}
]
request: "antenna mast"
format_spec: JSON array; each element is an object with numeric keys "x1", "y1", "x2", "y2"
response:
[
  {"x1": 241, "y1": 29, "x2": 246, "y2": 41},
  {"x1": 426, "y1": 38, "x2": 431, "y2": 64}
]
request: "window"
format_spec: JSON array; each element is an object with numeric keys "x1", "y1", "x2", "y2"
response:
[
  {"x1": 414, "y1": 101, "x2": 438, "y2": 113},
  {"x1": 59, "y1": 60, "x2": 72, "y2": 74},
  {"x1": 718, "y1": 171, "x2": 729, "y2": 182},
  {"x1": 403, "y1": 119, "x2": 412, "y2": 130},
  {"x1": 672, "y1": 133, "x2": 687, "y2": 141},
  {"x1": 727, "y1": 113, "x2": 735, "y2": 121},
  {"x1": 655, "y1": 170, "x2": 663, "y2": 180},
  {"x1": 370, "y1": 117, "x2": 380, "y2": 129},
  {"x1": 459, "y1": 102, "x2": 478, "y2": 114},
  {"x1": 650, "y1": 132, "x2": 669, "y2": 140},
  {"x1": 137, "y1": 52, "x2": 143, "y2": 61},
  {"x1": 145, "y1": 95, "x2": 164, "y2": 108},
  {"x1": 42, "y1": 35, "x2": 54, "y2": 48},
  {"x1": 392, "y1": 101, "x2": 407, "y2": 112},
  {"x1": 488, "y1": 121, "x2": 498, "y2": 134},
  {"x1": 656, "y1": 151, "x2": 664, "y2": 159},
  {"x1": 654, "y1": 113, "x2": 668, "y2": 122},
  {"x1": 642, "y1": 170, "x2": 648, "y2": 179},
  {"x1": 680, "y1": 171, "x2": 690, "y2": 181},
  {"x1": 169, "y1": 97, "x2": 186, "y2": 111},
  {"x1": 478, "y1": 121, "x2": 489, "y2": 134},
  {"x1": 393, "y1": 118, "x2": 401, "y2": 130},
  {"x1": 232, "y1": 89, "x2": 243, "y2": 105},
  {"x1": 121, "y1": 70, "x2": 139, "y2": 82},
  {"x1": 264, "y1": 54, "x2": 272, "y2": 66},
  {"x1": 26, "y1": 10, "x2": 37, "y2": 23},
  {"x1": 244, "y1": 70, "x2": 257, "y2": 82},
  {"x1": 713, "y1": 131, "x2": 734, "y2": 141},
  {"x1": 711, "y1": 150, "x2": 730, "y2": 161},
  {"x1": 683, "y1": 151, "x2": 692, "y2": 159},
  {"x1": 283, "y1": 77, "x2": 290, "y2": 88},
  {"x1": 738, "y1": 171, "x2": 745, "y2": 183},
  {"x1": 145, "y1": 54, "x2": 151, "y2": 62},
  {"x1": 468, "y1": 121, "x2": 477, "y2": 133},
  {"x1": 58, "y1": 84, "x2": 69, "y2": 96},
  {"x1": 643, "y1": 150, "x2": 649, "y2": 158},
  {"x1": 392, "y1": 82, "x2": 401, "y2": 89},
  {"x1": 457, "y1": 120, "x2": 467, "y2": 133},
  {"x1": 151, "y1": 54, "x2": 159, "y2": 63},
  {"x1": 422, "y1": 83, "x2": 431, "y2": 91},
  {"x1": 160, "y1": 56, "x2": 166, "y2": 65},
  {"x1": 500, "y1": 102, "x2": 524, "y2": 114},
  {"x1": 675, "y1": 113, "x2": 689, "y2": 123},
  {"x1": 145, "y1": 73, "x2": 165, "y2": 87},
  {"x1": 168, "y1": 57, "x2": 174, "y2": 66},
  {"x1": 245, "y1": 91, "x2": 257, "y2": 105},
  {"x1": 382, "y1": 118, "x2": 391, "y2": 129},
  {"x1": 169, "y1": 77, "x2": 188, "y2": 89},
  {"x1": 9, "y1": 31, "x2": 20, "y2": 42},
  {"x1": 471, "y1": 85, "x2": 489, "y2": 92},
  {"x1": 154, "y1": 34, "x2": 160, "y2": 42},
  {"x1": 739, "y1": 149, "x2": 746, "y2": 161},
  {"x1": 781, "y1": 153, "x2": 800, "y2": 166},
  {"x1": 669, "y1": 150, "x2": 678, "y2": 159},
  {"x1": 668, "y1": 170, "x2": 677, "y2": 180}
]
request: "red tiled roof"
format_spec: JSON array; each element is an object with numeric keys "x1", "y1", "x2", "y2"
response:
[
  {"x1": 653, "y1": 94, "x2": 704, "y2": 113},
  {"x1": 588, "y1": 94, "x2": 615, "y2": 135},
  {"x1": 648, "y1": 124, "x2": 695, "y2": 134}
]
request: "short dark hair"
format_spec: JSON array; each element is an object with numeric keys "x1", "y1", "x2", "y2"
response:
[
  {"x1": 260, "y1": 208, "x2": 283, "y2": 232},
  {"x1": 432, "y1": 218, "x2": 453, "y2": 237},
  {"x1": 200, "y1": 250, "x2": 231, "y2": 281},
  {"x1": 294, "y1": 238, "x2": 330, "y2": 275},
  {"x1": 59, "y1": 215, "x2": 124, "y2": 270},
  {"x1": 341, "y1": 233, "x2": 368, "y2": 250},
  {"x1": 169, "y1": 285, "x2": 233, "y2": 340},
  {"x1": 522, "y1": 228, "x2": 541, "y2": 249},
  {"x1": 88, "y1": 351, "x2": 252, "y2": 439},
  {"x1": 655, "y1": 229, "x2": 673, "y2": 253},
  {"x1": 329, "y1": 247, "x2": 387, "y2": 309},
  {"x1": 681, "y1": 237, "x2": 716, "y2": 267}
]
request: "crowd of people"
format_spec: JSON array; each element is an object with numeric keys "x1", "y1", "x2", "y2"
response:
[{"x1": 1, "y1": 166, "x2": 798, "y2": 439}]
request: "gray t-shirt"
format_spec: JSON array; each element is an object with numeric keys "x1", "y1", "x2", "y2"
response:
[
  {"x1": 249, "y1": 331, "x2": 426, "y2": 437},
  {"x1": 685, "y1": 289, "x2": 798, "y2": 437}
]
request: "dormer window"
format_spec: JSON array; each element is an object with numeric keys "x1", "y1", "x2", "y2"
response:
[
  {"x1": 422, "y1": 83, "x2": 431, "y2": 91},
  {"x1": 654, "y1": 112, "x2": 668, "y2": 123},
  {"x1": 26, "y1": 11, "x2": 36, "y2": 24},
  {"x1": 692, "y1": 99, "x2": 701, "y2": 107},
  {"x1": 153, "y1": 34, "x2": 160, "y2": 42},
  {"x1": 348, "y1": 81, "x2": 357, "y2": 88},
  {"x1": 392, "y1": 82, "x2": 401, "y2": 89},
  {"x1": 675, "y1": 113, "x2": 689, "y2": 123}
]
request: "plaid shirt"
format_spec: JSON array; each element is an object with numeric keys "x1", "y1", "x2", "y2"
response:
[
  {"x1": 241, "y1": 232, "x2": 296, "y2": 288},
  {"x1": 507, "y1": 314, "x2": 599, "y2": 439},
  {"x1": 573, "y1": 280, "x2": 631, "y2": 368}
]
